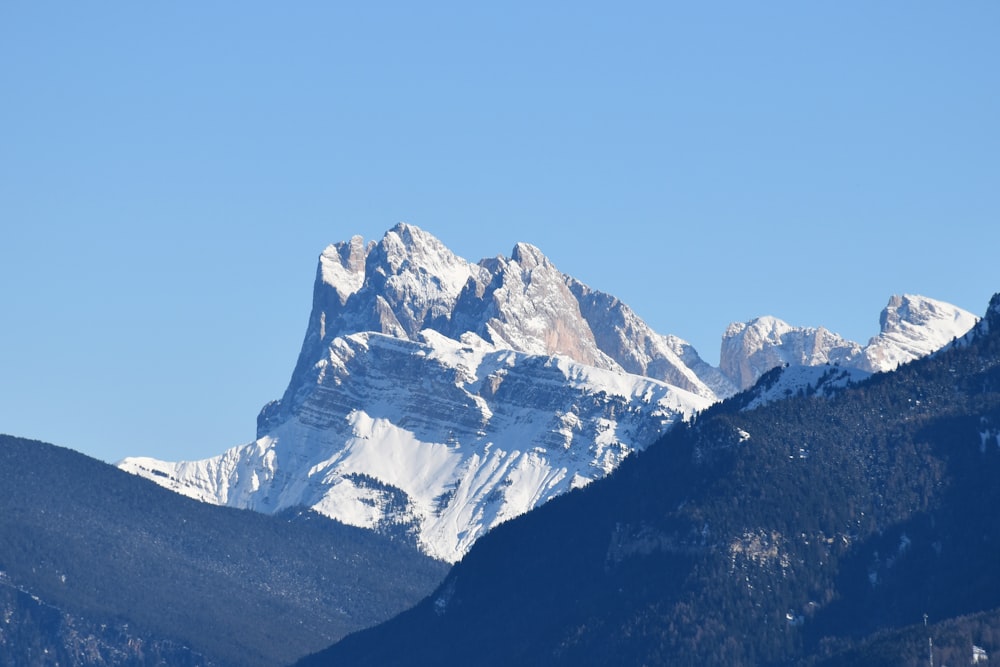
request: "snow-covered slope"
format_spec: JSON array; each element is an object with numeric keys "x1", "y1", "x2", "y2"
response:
[
  {"x1": 737, "y1": 364, "x2": 872, "y2": 411},
  {"x1": 122, "y1": 225, "x2": 715, "y2": 562},
  {"x1": 122, "y1": 329, "x2": 709, "y2": 562},
  {"x1": 119, "y1": 224, "x2": 979, "y2": 562}
]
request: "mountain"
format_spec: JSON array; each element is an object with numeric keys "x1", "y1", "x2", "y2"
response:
[
  {"x1": 720, "y1": 294, "x2": 978, "y2": 390},
  {"x1": 119, "y1": 225, "x2": 977, "y2": 562},
  {"x1": 859, "y1": 293, "x2": 980, "y2": 372},
  {"x1": 299, "y1": 292, "x2": 1000, "y2": 667},
  {"x1": 0, "y1": 434, "x2": 447, "y2": 667},
  {"x1": 720, "y1": 317, "x2": 864, "y2": 391},
  {"x1": 119, "y1": 224, "x2": 719, "y2": 562}
]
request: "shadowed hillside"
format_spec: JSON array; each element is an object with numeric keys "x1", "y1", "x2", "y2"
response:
[{"x1": 0, "y1": 435, "x2": 448, "y2": 667}]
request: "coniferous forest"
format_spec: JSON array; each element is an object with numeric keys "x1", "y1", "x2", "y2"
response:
[{"x1": 0, "y1": 436, "x2": 448, "y2": 667}]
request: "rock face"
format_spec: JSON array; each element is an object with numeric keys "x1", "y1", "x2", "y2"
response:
[
  {"x1": 720, "y1": 318, "x2": 863, "y2": 391},
  {"x1": 567, "y1": 278, "x2": 736, "y2": 398},
  {"x1": 442, "y1": 243, "x2": 616, "y2": 371},
  {"x1": 119, "y1": 224, "x2": 979, "y2": 562},
  {"x1": 860, "y1": 294, "x2": 980, "y2": 373},
  {"x1": 719, "y1": 294, "x2": 979, "y2": 391}
]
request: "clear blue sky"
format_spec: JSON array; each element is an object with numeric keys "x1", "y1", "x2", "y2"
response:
[{"x1": 2, "y1": 2, "x2": 998, "y2": 464}]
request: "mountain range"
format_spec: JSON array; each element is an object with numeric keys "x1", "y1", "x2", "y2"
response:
[
  {"x1": 4, "y1": 223, "x2": 993, "y2": 667},
  {"x1": 299, "y1": 293, "x2": 1000, "y2": 667},
  {"x1": 119, "y1": 224, "x2": 978, "y2": 562}
]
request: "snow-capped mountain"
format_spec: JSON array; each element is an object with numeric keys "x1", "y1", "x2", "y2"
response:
[
  {"x1": 720, "y1": 318, "x2": 862, "y2": 391},
  {"x1": 121, "y1": 224, "x2": 715, "y2": 562},
  {"x1": 720, "y1": 294, "x2": 979, "y2": 391},
  {"x1": 859, "y1": 293, "x2": 980, "y2": 372},
  {"x1": 283, "y1": 224, "x2": 724, "y2": 403},
  {"x1": 119, "y1": 224, "x2": 978, "y2": 562}
]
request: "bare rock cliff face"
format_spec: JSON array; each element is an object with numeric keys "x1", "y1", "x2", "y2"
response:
[
  {"x1": 443, "y1": 242, "x2": 618, "y2": 370},
  {"x1": 720, "y1": 318, "x2": 863, "y2": 391},
  {"x1": 719, "y1": 295, "x2": 979, "y2": 391},
  {"x1": 860, "y1": 294, "x2": 980, "y2": 372}
]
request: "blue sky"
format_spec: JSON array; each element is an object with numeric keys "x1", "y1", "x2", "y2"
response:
[{"x1": 2, "y1": 2, "x2": 998, "y2": 464}]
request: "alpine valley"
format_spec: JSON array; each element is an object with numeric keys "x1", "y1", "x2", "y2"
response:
[{"x1": 120, "y1": 224, "x2": 977, "y2": 563}]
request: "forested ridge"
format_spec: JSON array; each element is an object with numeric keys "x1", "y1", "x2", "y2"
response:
[{"x1": 0, "y1": 435, "x2": 448, "y2": 667}]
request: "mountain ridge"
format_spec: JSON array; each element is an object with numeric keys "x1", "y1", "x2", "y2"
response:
[{"x1": 0, "y1": 433, "x2": 447, "y2": 667}]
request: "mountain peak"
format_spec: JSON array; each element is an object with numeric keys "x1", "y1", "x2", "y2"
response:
[
  {"x1": 879, "y1": 293, "x2": 960, "y2": 332},
  {"x1": 510, "y1": 242, "x2": 549, "y2": 271},
  {"x1": 389, "y1": 220, "x2": 420, "y2": 236},
  {"x1": 314, "y1": 225, "x2": 482, "y2": 343},
  {"x1": 718, "y1": 295, "x2": 980, "y2": 388},
  {"x1": 123, "y1": 225, "x2": 724, "y2": 561},
  {"x1": 319, "y1": 235, "x2": 370, "y2": 305},
  {"x1": 385, "y1": 222, "x2": 440, "y2": 252},
  {"x1": 374, "y1": 224, "x2": 464, "y2": 276},
  {"x1": 724, "y1": 316, "x2": 791, "y2": 341},
  {"x1": 862, "y1": 293, "x2": 979, "y2": 372},
  {"x1": 720, "y1": 316, "x2": 861, "y2": 390}
]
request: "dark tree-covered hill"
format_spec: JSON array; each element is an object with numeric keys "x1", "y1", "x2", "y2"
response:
[
  {"x1": 0, "y1": 435, "x2": 449, "y2": 667},
  {"x1": 300, "y1": 293, "x2": 1000, "y2": 667}
]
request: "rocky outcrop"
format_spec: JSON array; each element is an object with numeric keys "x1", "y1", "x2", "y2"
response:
[
  {"x1": 721, "y1": 318, "x2": 864, "y2": 391},
  {"x1": 860, "y1": 294, "x2": 980, "y2": 372}
]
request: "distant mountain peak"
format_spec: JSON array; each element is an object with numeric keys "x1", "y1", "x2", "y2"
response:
[
  {"x1": 719, "y1": 295, "x2": 979, "y2": 390},
  {"x1": 510, "y1": 241, "x2": 549, "y2": 270},
  {"x1": 388, "y1": 220, "x2": 426, "y2": 240},
  {"x1": 721, "y1": 317, "x2": 861, "y2": 390},
  {"x1": 862, "y1": 293, "x2": 979, "y2": 372},
  {"x1": 725, "y1": 315, "x2": 787, "y2": 338},
  {"x1": 879, "y1": 293, "x2": 963, "y2": 331},
  {"x1": 376, "y1": 223, "x2": 467, "y2": 279}
]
